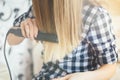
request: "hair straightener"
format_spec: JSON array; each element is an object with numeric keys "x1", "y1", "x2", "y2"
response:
[
  {"x1": 7, "y1": 28, "x2": 58, "y2": 43},
  {"x1": 4, "y1": 28, "x2": 58, "y2": 80}
]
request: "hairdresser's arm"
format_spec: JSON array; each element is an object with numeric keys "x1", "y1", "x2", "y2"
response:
[
  {"x1": 7, "y1": 18, "x2": 38, "y2": 45},
  {"x1": 7, "y1": 6, "x2": 37, "y2": 45},
  {"x1": 53, "y1": 63, "x2": 117, "y2": 80}
]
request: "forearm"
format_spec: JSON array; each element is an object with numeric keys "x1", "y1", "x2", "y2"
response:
[
  {"x1": 70, "y1": 63, "x2": 117, "y2": 80},
  {"x1": 92, "y1": 63, "x2": 117, "y2": 80}
]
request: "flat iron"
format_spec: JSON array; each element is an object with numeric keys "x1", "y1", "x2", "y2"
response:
[{"x1": 7, "y1": 28, "x2": 58, "y2": 43}]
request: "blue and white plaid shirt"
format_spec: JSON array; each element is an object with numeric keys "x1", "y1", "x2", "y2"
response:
[{"x1": 14, "y1": 4, "x2": 118, "y2": 80}]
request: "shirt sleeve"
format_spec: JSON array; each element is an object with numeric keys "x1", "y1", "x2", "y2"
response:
[
  {"x1": 13, "y1": 6, "x2": 34, "y2": 27},
  {"x1": 87, "y1": 7, "x2": 118, "y2": 66}
]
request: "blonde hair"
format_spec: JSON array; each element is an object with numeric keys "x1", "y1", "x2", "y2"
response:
[
  {"x1": 90, "y1": 0, "x2": 108, "y2": 7},
  {"x1": 32, "y1": 0, "x2": 107, "y2": 62},
  {"x1": 32, "y1": 0, "x2": 82, "y2": 62}
]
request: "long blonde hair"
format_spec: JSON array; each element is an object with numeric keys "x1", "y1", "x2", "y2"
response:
[
  {"x1": 89, "y1": 0, "x2": 108, "y2": 7},
  {"x1": 32, "y1": 0, "x2": 104, "y2": 62},
  {"x1": 32, "y1": 0, "x2": 82, "y2": 62}
]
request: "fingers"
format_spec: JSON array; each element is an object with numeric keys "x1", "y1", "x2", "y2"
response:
[
  {"x1": 25, "y1": 22, "x2": 30, "y2": 38},
  {"x1": 27, "y1": 18, "x2": 34, "y2": 39},
  {"x1": 20, "y1": 18, "x2": 38, "y2": 40},
  {"x1": 21, "y1": 21, "x2": 26, "y2": 37},
  {"x1": 32, "y1": 19, "x2": 38, "y2": 38}
]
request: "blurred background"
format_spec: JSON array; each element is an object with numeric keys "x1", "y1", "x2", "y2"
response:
[
  {"x1": 0, "y1": 0, "x2": 120, "y2": 80},
  {"x1": 0, "y1": 0, "x2": 34, "y2": 80}
]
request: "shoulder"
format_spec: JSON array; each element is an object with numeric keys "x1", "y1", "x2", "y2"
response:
[
  {"x1": 82, "y1": 4, "x2": 111, "y2": 24},
  {"x1": 82, "y1": 4, "x2": 112, "y2": 39}
]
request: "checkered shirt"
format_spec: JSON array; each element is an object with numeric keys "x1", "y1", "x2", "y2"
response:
[{"x1": 13, "y1": 4, "x2": 118, "y2": 80}]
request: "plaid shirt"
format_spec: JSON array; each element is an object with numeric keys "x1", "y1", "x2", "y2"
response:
[{"x1": 13, "y1": 4, "x2": 118, "y2": 80}]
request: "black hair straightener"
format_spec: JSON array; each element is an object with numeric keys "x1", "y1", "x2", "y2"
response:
[
  {"x1": 4, "y1": 28, "x2": 58, "y2": 80},
  {"x1": 7, "y1": 28, "x2": 58, "y2": 43}
]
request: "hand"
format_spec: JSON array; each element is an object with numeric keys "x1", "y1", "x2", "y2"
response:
[{"x1": 21, "y1": 18, "x2": 38, "y2": 40}]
